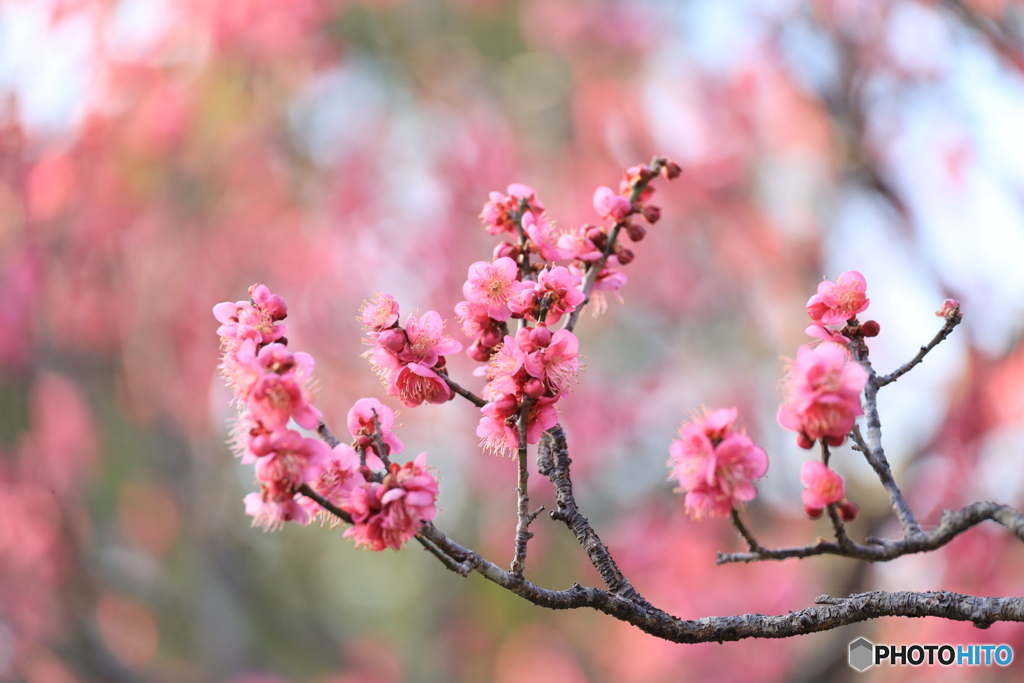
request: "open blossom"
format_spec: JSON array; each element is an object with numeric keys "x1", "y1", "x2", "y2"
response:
[
  {"x1": 806, "y1": 271, "x2": 869, "y2": 325},
  {"x1": 301, "y1": 444, "x2": 362, "y2": 523},
  {"x1": 476, "y1": 394, "x2": 558, "y2": 457},
  {"x1": 399, "y1": 311, "x2": 462, "y2": 367},
  {"x1": 253, "y1": 429, "x2": 329, "y2": 495},
  {"x1": 668, "y1": 408, "x2": 769, "y2": 519},
  {"x1": 360, "y1": 293, "x2": 400, "y2": 332},
  {"x1": 342, "y1": 454, "x2": 439, "y2": 551},
  {"x1": 522, "y1": 328, "x2": 581, "y2": 395},
  {"x1": 480, "y1": 184, "x2": 545, "y2": 235},
  {"x1": 778, "y1": 344, "x2": 867, "y2": 449},
  {"x1": 214, "y1": 283, "x2": 288, "y2": 349},
  {"x1": 463, "y1": 257, "x2": 521, "y2": 321},
  {"x1": 242, "y1": 343, "x2": 321, "y2": 430},
  {"x1": 593, "y1": 186, "x2": 632, "y2": 221},
  {"x1": 800, "y1": 461, "x2": 858, "y2": 520},
  {"x1": 244, "y1": 488, "x2": 309, "y2": 531},
  {"x1": 347, "y1": 398, "x2": 404, "y2": 469},
  {"x1": 390, "y1": 363, "x2": 452, "y2": 407},
  {"x1": 522, "y1": 212, "x2": 566, "y2": 262},
  {"x1": 508, "y1": 266, "x2": 584, "y2": 325}
]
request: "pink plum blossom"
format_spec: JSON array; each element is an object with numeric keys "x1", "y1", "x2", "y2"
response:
[
  {"x1": 253, "y1": 429, "x2": 329, "y2": 495},
  {"x1": 522, "y1": 212, "x2": 566, "y2": 262},
  {"x1": 347, "y1": 398, "x2": 404, "y2": 469},
  {"x1": 399, "y1": 311, "x2": 462, "y2": 366},
  {"x1": 243, "y1": 343, "x2": 321, "y2": 430},
  {"x1": 799, "y1": 460, "x2": 857, "y2": 519},
  {"x1": 668, "y1": 408, "x2": 769, "y2": 519},
  {"x1": 486, "y1": 336, "x2": 527, "y2": 396},
  {"x1": 301, "y1": 443, "x2": 362, "y2": 523},
  {"x1": 805, "y1": 323, "x2": 849, "y2": 347},
  {"x1": 806, "y1": 271, "x2": 869, "y2": 325},
  {"x1": 777, "y1": 344, "x2": 867, "y2": 449},
  {"x1": 214, "y1": 283, "x2": 288, "y2": 348},
  {"x1": 522, "y1": 329, "x2": 581, "y2": 396},
  {"x1": 342, "y1": 454, "x2": 439, "y2": 551},
  {"x1": 508, "y1": 266, "x2": 584, "y2": 325},
  {"x1": 360, "y1": 293, "x2": 400, "y2": 331},
  {"x1": 476, "y1": 394, "x2": 558, "y2": 457},
  {"x1": 244, "y1": 488, "x2": 309, "y2": 531},
  {"x1": 480, "y1": 184, "x2": 545, "y2": 236},
  {"x1": 390, "y1": 362, "x2": 452, "y2": 407},
  {"x1": 593, "y1": 186, "x2": 632, "y2": 221},
  {"x1": 462, "y1": 257, "x2": 521, "y2": 321},
  {"x1": 557, "y1": 226, "x2": 602, "y2": 262},
  {"x1": 936, "y1": 298, "x2": 960, "y2": 321}
]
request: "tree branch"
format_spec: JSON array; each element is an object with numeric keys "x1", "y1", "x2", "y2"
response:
[
  {"x1": 511, "y1": 397, "x2": 536, "y2": 576},
  {"x1": 878, "y1": 315, "x2": 962, "y2": 387},
  {"x1": 538, "y1": 425, "x2": 649, "y2": 605},
  {"x1": 441, "y1": 372, "x2": 487, "y2": 408},
  {"x1": 717, "y1": 501, "x2": 1024, "y2": 564}
]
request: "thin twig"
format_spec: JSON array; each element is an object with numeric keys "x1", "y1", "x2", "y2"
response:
[
  {"x1": 730, "y1": 508, "x2": 764, "y2": 554},
  {"x1": 849, "y1": 339, "x2": 922, "y2": 537},
  {"x1": 369, "y1": 408, "x2": 393, "y2": 469},
  {"x1": 317, "y1": 421, "x2": 342, "y2": 448},
  {"x1": 440, "y1": 373, "x2": 487, "y2": 408},
  {"x1": 717, "y1": 501, "x2": 1024, "y2": 564},
  {"x1": 878, "y1": 315, "x2": 962, "y2": 387}
]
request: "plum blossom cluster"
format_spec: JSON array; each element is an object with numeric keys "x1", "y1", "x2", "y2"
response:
[
  {"x1": 361, "y1": 294, "x2": 463, "y2": 407},
  {"x1": 216, "y1": 286, "x2": 438, "y2": 549},
  {"x1": 667, "y1": 408, "x2": 769, "y2": 519},
  {"x1": 778, "y1": 337, "x2": 868, "y2": 450},
  {"x1": 477, "y1": 326, "x2": 581, "y2": 456},
  {"x1": 800, "y1": 461, "x2": 858, "y2": 521},
  {"x1": 804, "y1": 270, "x2": 879, "y2": 346}
]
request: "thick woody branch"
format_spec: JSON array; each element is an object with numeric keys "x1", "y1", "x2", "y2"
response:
[
  {"x1": 538, "y1": 425, "x2": 649, "y2": 605},
  {"x1": 418, "y1": 525, "x2": 1024, "y2": 640},
  {"x1": 303, "y1": 449, "x2": 1024, "y2": 641},
  {"x1": 878, "y1": 315, "x2": 962, "y2": 387},
  {"x1": 511, "y1": 397, "x2": 536, "y2": 576},
  {"x1": 717, "y1": 501, "x2": 1024, "y2": 564}
]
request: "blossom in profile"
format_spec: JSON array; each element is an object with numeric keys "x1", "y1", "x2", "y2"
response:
[
  {"x1": 806, "y1": 271, "x2": 869, "y2": 325},
  {"x1": 777, "y1": 344, "x2": 867, "y2": 449},
  {"x1": 667, "y1": 408, "x2": 769, "y2": 519},
  {"x1": 593, "y1": 186, "x2": 631, "y2": 221},
  {"x1": 244, "y1": 488, "x2": 309, "y2": 531},
  {"x1": 342, "y1": 454, "x2": 440, "y2": 551},
  {"x1": 522, "y1": 212, "x2": 566, "y2": 262},
  {"x1": 390, "y1": 362, "x2": 452, "y2": 407},
  {"x1": 800, "y1": 461, "x2": 858, "y2": 520}
]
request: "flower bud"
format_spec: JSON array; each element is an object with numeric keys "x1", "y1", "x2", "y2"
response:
[
  {"x1": 616, "y1": 247, "x2": 635, "y2": 265},
  {"x1": 378, "y1": 328, "x2": 406, "y2": 353},
  {"x1": 803, "y1": 504, "x2": 824, "y2": 519},
  {"x1": 467, "y1": 339, "x2": 492, "y2": 362},
  {"x1": 625, "y1": 223, "x2": 647, "y2": 242},
  {"x1": 524, "y1": 378, "x2": 547, "y2": 398},
  {"x1": 480, "y1": 326, "x2": 503, "y2": 348},
  {"x1": 493, "y1": 393, "x2": 519, "y2": 417},
  {"x1": 936, "y1": 298, "x2": 961, "y2": 321},
  {"x1": 838, "y1": 501, "x2": 859, "y2": 522},
  {"x1": 661, "y1": 160, "x2": 682, "y2": 180},
  {"x1": 859, "y1": 320, "x2": 881, "y2": 337},
  {"x1": 493, "y1": 241, "x2": 520, "y2": 261},
  {"x1": 356, "y1": 434, "x2": 374, "y2": 451},
  {"x1": 529, "y1": 325, "x2": 552, "y2": 347},
  {"x1": 585, "y1": 225, "x2": 607, "y2": 249},
  {"x1": 641, "y1": 204, "x2": 661, "y2": 224}
]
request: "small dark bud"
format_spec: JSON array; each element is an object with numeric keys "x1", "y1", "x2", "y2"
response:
[
  {"x1": 859, "y1": 320, "x2": 881, "y2": 337},
  {"x1": 838, "y1": 501, "x2": 860, "y2": 522},
  {"x1": 625, "y1": 223, "x2": 647, "y2": 242},
  {"x1": 493, "y1": 241, "x2": 520, "y2": 260},
  {"x1": 661, "y1": 160, "x2": 682, "y2": 180},
  {"x1": 641, "y1": 204, "x2": 661, "y2": 224},
  {"x1": 616, "y1": 247, "x2": 635, "y2": 265}
]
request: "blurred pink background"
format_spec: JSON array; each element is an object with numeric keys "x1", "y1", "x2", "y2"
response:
[{"x1": 1, "y1": 0, "x2": 1024, "y2": 680}]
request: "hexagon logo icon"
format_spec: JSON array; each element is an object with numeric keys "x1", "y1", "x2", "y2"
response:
[{"x1": 849, "y1": 637, "x2": 875, "y2": 672}]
